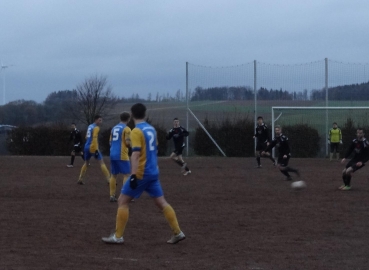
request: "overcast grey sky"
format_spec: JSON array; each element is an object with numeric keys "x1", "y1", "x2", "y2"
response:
[{"x1": 1, "y1": 0, "x2": 369, "y2": 104}]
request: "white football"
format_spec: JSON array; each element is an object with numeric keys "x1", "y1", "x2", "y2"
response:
[{"x1": 291, "y1": 180, "x2": 307, "y2": 190}]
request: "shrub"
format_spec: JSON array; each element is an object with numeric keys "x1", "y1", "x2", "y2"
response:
[
  {"x1": 282, "y1": 124, "x2": 320, "y2": 158},
  {"x1": 7, "y1": 124, "x2": 71, "y2": 155},
  {"x1": 194, "y1": 117, "x2": 255, "y2": 157}
]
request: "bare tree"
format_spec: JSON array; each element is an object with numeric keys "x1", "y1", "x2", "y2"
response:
[{"x1": 71, "y1": 74, "x2": 118, "y2": 125}]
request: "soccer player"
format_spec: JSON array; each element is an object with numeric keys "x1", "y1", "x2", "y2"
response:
[
  {"x1": 109, "y1": 112, "x2": 131, "y2": 202},
  {"x1": 253, "y1": 116, "x2": 275, "y2": 168},
  {"x1": 102, "y1": 103, "x2": 185, "y2": 244},
  {"x1": 339, "y1": 128, "x2": 369, "y2": 191},
  {"x1": 166, "y1": 118, "x2": 191, "y2": 175},
  {"x1": 77, "y1": 115, "x2": 111, "y2": 185},
  {"x1": 262, "y1": 125, "x2": 300, "y2": 181},
  {"x1": 328, "y1": 122, "x2": 343, "y2": 161},
  {"x1": 67, "y1": 123, "x2": 84, "y2": 168}
]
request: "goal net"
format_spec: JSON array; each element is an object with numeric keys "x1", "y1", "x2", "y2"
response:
[{"x1": 271, "y1": 107, "x2": 369, "y2": 158}]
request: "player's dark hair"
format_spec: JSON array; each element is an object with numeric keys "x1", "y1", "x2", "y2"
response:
[
  {"x1": 275, "y1": 125, "x2": 281, "y2": 129},
  {"x1": 120, "y1": 112, "x2": 130, "y2": 122},
  {"x1": 94, "y1": 115, "x2": 102, "y2": 121},
  {"x1": 333, "y1": 122, "x2": 337, "y2": 125},
  {"x1": 131, "y1": 103, "x2": 146, "y2": 120},
  {"x1": 173, "y1": 117, "x2": 179, "y2": 121},
  {"x1": 257, "y1": 116, "x2": 263, "y2": 120},
  {"x1": 71, "y1": 122, "x2": 76, "y2": 125},
  {"x1": 357, "y1": 127, "x2": 364, "y2": 132}
]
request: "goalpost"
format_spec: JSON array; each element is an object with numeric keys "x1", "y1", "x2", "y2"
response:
[{"x1": 271, "y1": 107, "x2": 369, "y2": 158}]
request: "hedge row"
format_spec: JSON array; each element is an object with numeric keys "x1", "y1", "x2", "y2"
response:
[
  {"x1": 6, "y1": 120, "x2": 168, "y2": 156},
  {"x1": 6, "y1": 118, "x2": 368, "y2": 158},
  {"x1": 194, "y1": 117, "x2": 255, "y2": 157},
  {"x1": 7, "y1": 124, "x2": 72, "y2": 155}
]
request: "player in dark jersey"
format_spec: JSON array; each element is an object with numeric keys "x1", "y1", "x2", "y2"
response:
[
  {"x1": 262, "y1": 125, "x2": 300, "y2": 181},
  {"x1": 67, "y1": 123, "x2": 84, "y2": 168},
  {"x1": 166, "y1": 118, "x2": 191, "y2": 175},
  {"x1": 339, "y1": 128, "x2": 369, "y2": 191},
  {"x1": 253, "y1": 116, "x2": 275, "y2": 168}
]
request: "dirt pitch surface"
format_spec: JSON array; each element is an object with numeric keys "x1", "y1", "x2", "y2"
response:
[{"x1": 1, "y1": 156, "x2": 369, "y2": 270}]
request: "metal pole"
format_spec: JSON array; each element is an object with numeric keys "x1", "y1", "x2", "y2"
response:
[
  {"x1": 272, "y1": 107, "x2": 275, "y2": 158},
  {"x1": 2, "y1": 68, "x2": 6, "y2": 105},
  {"x1": 186, "y1": 62, "x2": 189, "y2": 156},
  {"x1": 2, "y1": 71, "x2": 5, "y2": 105},
  {"x1": 188, "y1": 108, "x2": 226, "y2": 157},
  {"x1": 325, "y1": 58, "x2": 329, "y2": 157},
  {"x1": 254, "y1": 60, "x2": 257, "y2": 151}
]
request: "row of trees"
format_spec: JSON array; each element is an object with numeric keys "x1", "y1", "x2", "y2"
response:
[
  {"x1": 190, "y1": 86, "x2": 306, "y2": 101},
  {"x1": 311, "y1": 81, "x2": 369, "y2": 100}
]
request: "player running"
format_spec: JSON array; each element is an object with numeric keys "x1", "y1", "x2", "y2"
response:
[
  {"x1": 262, "y1": 125, "x2": 300, "y2": 181},
  {"x1": 108, "y1": 112, "x2": 131, "y2": 202},
  {"x1": 77, "y1": 115, "x2": 111, "y2": 185},
  {"x1": 67, "y1": 123, "x2": 84, "y2": 168},
  {"x1": 339, "y1": 128, "x2": 369, "y2": 191},
  {"x1": 166, "y1": 118, "x2": 191, "y2": 175},
  {"x1": 328, "y1": 122, "x2": 343, "y2": 161},
  {"x1": 102, "y1": 103, "x2": 186, "y2": 244},
  {"x1": 253, "y1": 116, "x2": 275, "y2": 168}
]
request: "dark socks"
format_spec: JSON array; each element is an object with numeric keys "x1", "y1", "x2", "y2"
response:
[
  {"x1": 256, "y1": 156, "x2": 261, "y2": 166},
  {"x1": 342, "y1": 174, "x2": 346, "y2": 185},
  {"x1": 286, "y1": 167, "x2": 299, "y2": 176},
  {"x1": 280, "y1": 170, "x2": 290, "y2": 177},
  {"x1": 346, "y1": 175, "x2": 351, "y2": 186},
  {"x1": 174, "y1": 159, "x2": 184, "y2": 166},
  {"x1": 70, "y1": 155, "x2": 75, "y2": 165}
]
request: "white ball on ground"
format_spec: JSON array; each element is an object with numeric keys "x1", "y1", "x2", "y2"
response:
[{"x1": 291, "y1": 180, "x2": 307, "y2": 190}]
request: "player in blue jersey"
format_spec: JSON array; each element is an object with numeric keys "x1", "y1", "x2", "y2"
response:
[
  {"x1": 102, "y1": 103, "x2": 186, "y2": 244},
  {"x1": 77, "y1": 115, "x2": 111, "y2": 185},
  {"x1": 109, "y1": 112, "x2": 132, "y2": 202}
]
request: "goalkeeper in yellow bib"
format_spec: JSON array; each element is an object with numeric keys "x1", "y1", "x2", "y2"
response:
[
  {"x1": 77, "y1": 115, "x2": 111, "y2": 185},
  {"x1": 328, "y1": 122, "x2": 342, "y2": 161}
]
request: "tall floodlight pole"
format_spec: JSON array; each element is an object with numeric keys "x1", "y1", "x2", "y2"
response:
[
  {"x1": 325, "y1": 58, "x2": 329, "y2": 157},
  {"x1": 186, "y1": 62, "x2": 189, "y2": 156},
  {"x1": 1, "y1": 61, "x2": 12, "y2": 105},
  {"x1": 254, "y1": 60, "x2": 257, "y2": 152}
]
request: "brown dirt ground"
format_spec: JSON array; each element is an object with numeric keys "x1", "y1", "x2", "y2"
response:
[{"x1": 1, "y1": 156, "x2": 369, "y2": 270}]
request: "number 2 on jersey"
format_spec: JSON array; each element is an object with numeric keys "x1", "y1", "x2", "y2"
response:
[{"x1": 147, "y1": 131, "x2": 155, "y2": 151}]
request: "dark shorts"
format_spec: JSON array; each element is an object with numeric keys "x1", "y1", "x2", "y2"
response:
[
  {"x1": 330, "y1": 143, "x2": 340, "y2": 153},
  {"x1": 277, "y1": 156, "x2": 290, "y2": 167},
  {"x1": 256, "y1": 142, "x2": 267, "y2": 151},
  {"x1": 346, "y1": 158, "x2": 365, "y2": 172},
  {"x1": 173, "y1": 145, "x2": 185, "y2": 156},
  {"x1": 73, "y1": 145, "x2": 82, "y2": 153}
]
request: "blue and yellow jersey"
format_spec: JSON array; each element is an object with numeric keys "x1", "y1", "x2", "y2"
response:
[
  {"x1": 110, "y1": 123, "x2": 131, "y2": 161},
  {"x1": 85, "y1": 123, "x2": 100, "y2": 153},
  {"x1": 131, "y1": 122, "x2": 158, "y2": 179}
]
